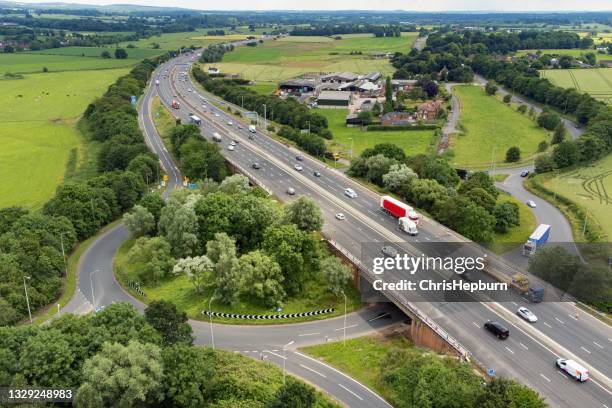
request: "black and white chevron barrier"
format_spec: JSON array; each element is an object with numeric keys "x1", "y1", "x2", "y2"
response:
[{"x1": 202, "y1": 308, "x2": 335, "y2": 320}]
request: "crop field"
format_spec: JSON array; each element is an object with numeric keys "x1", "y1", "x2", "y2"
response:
[
  {"x1": 450, "y1": 85, "x2": 549, "y2": 169},
  {"x1": 542, "y1": 154, "x2": 612, "y2": 237},
  {"x1": 540, "y1": 68, "x2": 612, "y2": 104},
  {"x1": 0, "y1": 68, "x2": 129, "y2": 209},
  {"x1": 317, "y1": 109, "x2": 434, "y2": 157},
  {"x1": 117, "y1": 30, "x2": 226, "y2": 50},
  {"x1": 210, "y1": 33, "x2": 418, "y2": 81}
]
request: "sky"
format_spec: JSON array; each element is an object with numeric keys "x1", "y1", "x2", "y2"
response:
[{"x1": 14, "y1": 0, "x2": 612, "y2": 11}]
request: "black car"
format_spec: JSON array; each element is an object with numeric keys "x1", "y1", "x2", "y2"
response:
[
  {"x1": 484, "y1": 321, "x2": 509, "y2": 339},
  {"x1": 296, "y1": 155, "x2": 304, "y2": 161},
  {"x1": 520, "y1": 170, "x2": 530, "y2": 177},
  {"x1": 313, "y1": 171, "x2": 321, "y2": 177},
  {"x1": 252, "y1": 163, "x2": 261, "y2": 169}
]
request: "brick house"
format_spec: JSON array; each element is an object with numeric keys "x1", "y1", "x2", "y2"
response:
[{"x1": 417, "y1": 100, "x2": 442, "y2": 121}]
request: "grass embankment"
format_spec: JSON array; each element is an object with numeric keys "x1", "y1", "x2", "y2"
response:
[
  {"x1": 0, "y1": 68, "x2": 129, "y2": 209},
  {"x1": 525, "y1": 156, "x2": 611, "y2": 242},
  {"x1": 490, "y1": 194, "x2": 538, "y2": 254},
  {"x1": 317, "y1": 109, "x2": 435, "y2": 158},
  {"x1": 114, "y1": 239, "x2": 362, "y2": 325},
  {"x1": 151, "y1": 96, "x2": 177, "y2": 155},
  {"x1": 212, "y1": 33, "x2": 417, "y2": 81},
  {"x1": 449, "y1": 85, "x2": 549, "y2": 169}
]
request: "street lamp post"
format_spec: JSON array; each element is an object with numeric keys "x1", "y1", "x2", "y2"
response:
[
  {"x1": 90, "y1": 269, "x2": 100, "y2": 309},
  {"x1": 209, "y1": 292, "x2": 217, "y2": 350},
  {"x1": 23, "y1": 276, "x2": 32, "y2": 324},
  {"x1": 341, "y1": 291, "x2": 347, "y2": 346},
  {"x1": 59, "y1": 232, "x2": 67, "y2": 277},
  {"x1": 263, "y1": 104, "x2": 267, "y2": 130},
  {"x1": 282, "y1": 340, "x2": 295, "y2": 385}
]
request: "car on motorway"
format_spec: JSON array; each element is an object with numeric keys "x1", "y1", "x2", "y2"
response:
[
  {"x1": 296, "y1": 155, "x2": 304, "y2": 161},
  {"x1": 252, "y1": 163, "x2": 261, "y2": 169},
  {"x1": 230, "y1": 141, "x2": 236, "y2": 146},
  {"x1": 527, "y1": 200, "x2": 537, "y2": 208},
  {"x1": 484, "y1": 321, "x2": 509, "y2": 339},
  {"x1": 335, "y1": 213, "x2": 346, "y2": 220},
  {"x1": 344, "y1": 188, "x2": 357, "y2": 198},
  {"x1": 228, "y1": 121, "x2": 233, "y2": 126},
  {"x1": 556, "y1": 358, "x2": 589, "y2": 382},
  {"x1": 381, "y1": 246, "x2": 398, "y2": 257},
  {"x1": 313, "y1": 171, "x2": 321, "y2": 177},
  {"x1": 286, "y1": 187, "x2": 296, "y2": 195},
  {"x1": 237, "y1": 125, "x2": 243, "y2": 130},
  {"x1": 187, "y1": 88, "x2": 192, "y2": 92},
  {"x1": 520, "y1": 170, "x2": 530, "y2": 177},
  {"x1": 227, "y1": 145, "x2": 235, "y2": 151},
  {"x1": 516, "y1": 307, "x2": 537, "y2": 323},
  {"x1": 214, "y1": 113, "x2": 220, "y2": 117},
  {"x1": 232, "y1": 138, "x2": 239, "y2": 144},
  {"x1": 294, "y1": 164, "x2": 303, "y2": 171}
]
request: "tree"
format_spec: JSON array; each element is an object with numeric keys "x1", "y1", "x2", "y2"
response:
[
  {"x1": 577, "y1": 134, "x2": 607, "y2": 162},
  {"x1": 458, "y1": 171, "x2": 498, "y2": 198},
  {"x1": 406, "y1": 178, "x2": 448, "y2": 211},
  {"x1": 269, "y1": 378, "x2": 317, "y2": 408},
  {"x1": 218, "y1": 174, "x2": 251, "y2": 195},
  {"x1": 537, "y1": 140, "x2": 549, "y2": 152},
  {"x1": 357, "y1": 110, "x2": 373, "y2": 125},
  {"x1": 19, "y1": 329, "x2": 76, "y2": 387},
  {"x1": 123, "y1": 205, "x2": 155, "y2": 238},
  {"x1": 114, "y1": 48, "x2": 128, "y2": 59},
  {"x1": 238, "y1": 250, "x2": 285, "y2": 307},
  {"x1": 75, "y1": 341, "x2": 164, "y2": 407},
  {"x1": 492, "y1": 202, "x2": 520, "y2": 233},
  {"x1": 162, "y1": 345, "x2": 215, "y2": 407},
  {"x1": 384, "y1": 76, "x2": 394, "y2": 114},
  {"x1": 528, "y1": 247, "x2": 582, "y2": 292},
  {"x1": 420, "y1": 157, "x2": 460, "y2": 188},
  {"x1": 537, "y1": 112, "x2": 561, "y2": 130},
  {"x1": 476, "y1": 378, "x2": 546, "y2": 408},
  {"x1": 463, "y1": 187, "x2": 496, "y2": 213},
  {"x1": 89, "y1": 302, "x2": 161, "y2": 347},
  {"x1": 282, "y1": 197, "x2": 323, "y2": 232},
  {"x1": 173, "y1": 256, "x2": 214, "y2": 294},
  {"x1": 433, "y1": 196, "x2": 496, "y2": 242},
  {"x1": 517, "y1": 104, "x2": 527, "y2": 114},
  {"x1": 371, "y1": 101, "x2": 382, "y2": 117},
  {"x1": 382, "y1": 163, "x2": 418, "y2": 193},
  {"x1": 503, "y1": 94, "x2": 512, "y2": 104},
  {"x1": 535, "y1": 154, "x2": 554, "y2": 173},
  {"x1": 552, "y1": 141, "x2": 580, "y2": 168},
  {"x1": 100, "y1": 50, "x2": 111, "y2": 58},
  {"x1": 127, "y1": 154, "x2": 159, "y2": 184},
  {"x1": 320, "y1": 257, "x2": 352, "y2": 296},
  {"x1": 144, "y1": 300, "x2": 193, "y2": 346},
  {"x1": 505, "y1": 146, "x2": 521, "y2": 162},
  {"x1": 206, "y1": 233, "x2": 241, "y2": 304},
  {"x1": 485, "y1": 82, "x2": 498, "y2": 95},
  {"x1": 366, "y1": 154, "x2": 396, "y2": 185},
  {"x1": 551, "y1": 122, "x2": 566, "y2": 144},
  {"x1": 161, "y1": 203, "x2": 199, "y2": 257},
  {"x1": 362, "y1": 143, "x2": 406, "y2": 161},
  {"x1": 139, "y1": 193, "x2": 165, "y2": 225},
  {"x1": 127, "y1": 237, "x2": 175, "y2": 284}
]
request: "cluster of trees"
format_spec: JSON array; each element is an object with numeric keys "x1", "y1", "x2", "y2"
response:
[
  {"x1": 123, "y1": 177, "x2": 352, "y2": 308},
  {"x1": 380, "y1": 345, "x2": 546, "y2": 408},
  {"x1": 348, "y1": 144, "x2": 519, "y2": 241},
  {"x1": 278, "y1": 126, "x2": 328, "y2": 156},
  {"x1": 290, "y1": 23, "x2": 410, "y2": 37},
  {"x1": 192, "y1": 66, "x2": 332, "y2": 152},
  {"x1": 0, "y1": 302, "x2": 335, "y2": 407},
  {"x1": 206, "y1": 29, "x2": 225, "y2": 36},
  {"x1": 199, "y1": 43, "x2": 234, "y2": 63},
  {"x1": 392, "y1": 48, "x2": 474, "y2": 82},
  {"x1": 168, "y1": 124, "x2": 228, "y2": 182}
]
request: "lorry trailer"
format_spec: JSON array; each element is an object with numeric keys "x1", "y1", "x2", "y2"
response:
[
  {"x1": 522, "y1": 224, "x2": 551, "y2": 256},
  {"x1": 380, "y1": 196, "x2": 419, "y2": 224},
  {"x1": 189, "y1": 114, "x2": 201, "y2": 125}
]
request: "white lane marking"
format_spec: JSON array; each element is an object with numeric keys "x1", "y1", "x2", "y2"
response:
[
  {"x1": 264, "y1": 350, "x2": 286, "y2": 360},
  {"x1": 505, "y1": 346, "x2": 514, "y2": 354},
  {"x1": 299, "y1": 363, "x2": 327, "y2": 378},
  {"x1": 580, "y1": 346, "x2": 591, "y2": 354},
  {"x1": 511, "y1": 301, "x2": 518, "y2": 306},
  {"x1": 298, "y1": 332, "x2": 320, "y2": 337},
  {"x1": 425, "y1": 237, "x2": 431, "y2": 241},
  {"x1": 543, "y1": 322, "x2": 552, "y2": 328},
  {"x1": 569, "y1": 313, "x2": 579, "y2": 321},
  {"x1": 334, "y1": 324, "x2": 358, "y2": 331},
  {"x1": 603, "y1": 404, "x2": 609, "y2": 408},
  {"x1": 540, "y1": 373, "x2": 551, "y2": 382},
  {"x1": 472, "y1": 322, "x2": 479, "y2": 328},
  {"x1": 556, "y1": 370, "x2": 567, "y2": 379},
  {"x1": 338, "y1": 384, "x2": 363, "y2": 401},
  {"x1": 554, "y1": 317, "x2": 565, "y2": 325},
  {"x1": 593, "y1": 341, "x2": 604, "y2": 349},
  {"x1": 519, "y1": 342, "x2": 528, "y2": 350}
]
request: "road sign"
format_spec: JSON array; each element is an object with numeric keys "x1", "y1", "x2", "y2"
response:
[
  {"x1": 130, "y1": 95, "x2": 137, "y2": 105},
  {"x1": 188, "y1": 183, "x2": 198, "y2": 190},
  {"x1": 163, "y1": 174, "x2": 169, "y2": 181},
  {"x1": 487, "y1": 368, "x2": 495, "y2": 376}
]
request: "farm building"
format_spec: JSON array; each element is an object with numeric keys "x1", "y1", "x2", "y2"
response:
[
  {"x1": 381, "y1": 112, "x2": 415, "y2": 126},
  {"x1": 391, "y1": 79, "x2": 418, "y2": 91},
  {"x1": 321, "y1": 72, "x2": 359, "y2": 84},
  {"x1": 316, "y1": 91, "x2": 352, "y2": 107},
  {"x1": 279, "y1": 78, "x2": 317, "y2": 94}
]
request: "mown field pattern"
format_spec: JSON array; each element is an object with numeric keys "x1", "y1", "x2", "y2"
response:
[
  {"x1": 318, "y1": 109, "x2": 434, "y2": 157},
  {"x1": 450, "y1": 85, "x2": 549, "y2": 168},
  {"x1": 543, "y1": 154, "x2": 612, "y2": 237},
  {"x1": 210, "y1": 33, "x2": 418, "y2": 81},
  {"x1": 0, "y1": 68, "x2": 129, "y2": 208},
  {"x1": 541, "y1": 68, "x2": 612, "y2": 104}
]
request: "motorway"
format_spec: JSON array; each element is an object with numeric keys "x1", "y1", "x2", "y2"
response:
[
  {"x1": 159, "y1": 52, "x2": 610, "y2": 407},
  {"x1": 64, "y1": 49, "x2": 611, "y2": 408}
]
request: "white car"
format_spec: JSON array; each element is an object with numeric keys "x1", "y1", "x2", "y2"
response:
[
  {"x1": 527, "y1": 200, "x2": 537, "y2": 208},
  {"x1": 214, "y1": 113, "x2": 220, "y2": 117},
  {"x1": 294, "y1": 164, "x2": 303, "y2": 172},
  {"x1": 227, "y1": 145, "x2": 235, "y2": 151},
  {"x1": 227, "y1": 121, "x2": 233, "y2": 126},
  {"x1": 187, "y1": 88, "x2": 192, "y2": 92},
  {"x1": 344, "y1": 188, "x2": 357, "y2": 198},
  {"x1": 516, "y1": 307, "x2": 537, "y2": 323},
  {"x1": 335, "y1": 213, "x2": 346, "y2": 220},
  {"x1": 230, "y1": 141, "x2": 236, "y2": 146}
]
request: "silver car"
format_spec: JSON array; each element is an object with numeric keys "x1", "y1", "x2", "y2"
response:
[{"x1": 517, "y1": 307, "x2": 537, "y2": 323}]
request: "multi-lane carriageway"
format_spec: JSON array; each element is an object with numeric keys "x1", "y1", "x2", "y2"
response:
[{"x1": 147, "y1": 52, "x2": 611, "y2": 408}]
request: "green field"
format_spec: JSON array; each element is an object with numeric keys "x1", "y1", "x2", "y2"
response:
[
  {"x1": 490, "y1": 194, "x2": 537, "y2": 253},
  {"x1": 516, "y1": 48, "x2": 607, "y2": 61},
  {"x1": 0, "y1": 52, "x2": 140, "y2": 74},
  {"x1": 449, "y1": 85, "x2": 549, "y2": 168},
  {"x1": 542, "y1": 154, "x2": 612, "y2": 238},
  {"x1": 117, "y1": 30, "x2": 226, "y2": 50},
  {"x1": 317, "y1": 109, "x2": 434, "y2": 158},
  {"x1": 26, "y1": 46, "x2": 164, "y2": 60},
  {"x1": 0, "y1": 68, "x2": 129, "y2": 209},
  {"x1": 540, "y1": 68, "x2": 612, "y2": 104},
  {"x1": 210, "y1": 33, "x2": 418, "y2": 81}
]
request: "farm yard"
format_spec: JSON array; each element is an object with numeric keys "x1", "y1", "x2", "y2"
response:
[
  {"x1": 208, "y1": 33, "x2": 418, "y2": 82},
  {"x1": 449, "y1": 85, "x2": 549, "y2": 169},
  {"x1": 540, "y1": 68, "x2": 612, "y2": 104},
  {"x1": 317, "y1": 109, "x2": 434, "y2": 158},
  {"x1": 542, "y1": 154, "x2": 612, "y2": 238},
  {"x1": 0, "y1": 68, "x2": 129, "y2": 209}
]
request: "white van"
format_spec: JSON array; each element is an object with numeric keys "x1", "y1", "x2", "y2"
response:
[{"x1": 556, "y1": 359, "x2": 589, "y2": 382}]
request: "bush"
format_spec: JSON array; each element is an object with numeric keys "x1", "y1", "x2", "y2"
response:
[
  {"x1": 503, "y1": 94, "x2": 512, "y2": 104},
  {"x1": 537, "y1": 140, "x2": 549, "y2": 152},
  {"x1": 505, "y1": 146, "x2": 521, "y2": 162},
  {"x1": 537, "y1": 111, "x2": 561, "y2": 130}
]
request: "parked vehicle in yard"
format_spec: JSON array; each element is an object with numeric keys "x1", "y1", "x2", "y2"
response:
[
  {"x1": 380, "y1": 195, "x2": 419, "y2": 224},
  {"x1": 556, "y1": 359, "x2": 589, "y2": 382}
]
